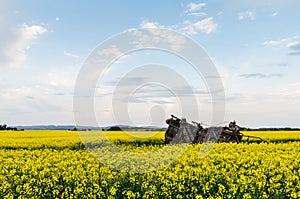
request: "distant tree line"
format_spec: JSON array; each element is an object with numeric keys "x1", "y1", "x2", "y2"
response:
[
  {"x1": 106, "y1": 126, "x2": 122, "y2": 131},
  {"x1": 0, "y1": 124, "x2": 23, "y2": 131},
  {"x1": 69, "y1": 127, "x2": 92, "y2": 131}
]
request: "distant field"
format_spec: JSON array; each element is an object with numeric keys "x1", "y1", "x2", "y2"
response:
[
  {"x1": 241, "y1": 131, "x2": 300, "y2": 143},
  {"x1": 0, "y1": 130, "x2": 299, "y2": 147},
  {"x1": 0, "y1": 130, "x2": 299, "y2": 198},
  {"x1": 0, "y1": 130, "x2": 165, "y2": 149}
]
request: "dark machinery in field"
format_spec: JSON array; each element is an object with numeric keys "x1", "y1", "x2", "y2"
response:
[{"x1": 164, "y1": 115, "x2": 263, "y2": 144}]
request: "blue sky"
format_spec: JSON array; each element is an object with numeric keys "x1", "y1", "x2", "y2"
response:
[{"x1": 1, "y1": 0, "x2": 300, "y2": 127}]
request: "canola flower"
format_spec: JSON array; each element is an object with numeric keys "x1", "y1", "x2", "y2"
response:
[{"x1": 0, "y1": 130, "x2": 299, "y2": 198}]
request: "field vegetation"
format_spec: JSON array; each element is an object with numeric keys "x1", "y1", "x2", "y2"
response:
[{"x1": 0, "y1": 130, "x2": 299, "y2": 198}]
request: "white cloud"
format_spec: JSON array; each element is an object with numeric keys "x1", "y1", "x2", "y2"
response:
[
  {"x1": 0, "y1": 85, "x2": 74, "y2": 125},
  {"x1": 262, "y1": 40, "x2": 281, "y2": 46},
  {"x1": 182, "y1": 21, "x2": 197, "y2": 35},
  {"x1": 263, "y1": 35, "x2": 300, "y2": 47},
  {"x1": 0, "y1": 63, "x2": 79, "y2": 125},
  {"x1": 40, "y1": 67, "x2": 78, "y2": 88},
  {"x1": 286, "y1": 41, "x2": 300, "y2": 48},
  {"x1": 134, "y1": 27, "x2": 186, "y2": 51},
  {"x1": 192, "y1": 17, "x2": 217, "y2": 34},
  {"x1": 183, "y1": 17, "x2": 217, "y2": 35},
  {"x1": 185, "y1": 2, "x2": 206, "y2": 13},
  {"x1": 140, "y1": 17, "x2": 217, "y2": 36},
  {"x1": 0, "y1": 23, "x2": 47, "y2": 68},
  {"x1": 269, "y1": 82, "x2": 300, "y2": 100},
  {"x1": 55, "y1": 17, "x2": 60, "y2": 21},
  {"x1": 189, "y1": 12, "x2": 206, "y2": 17},
  {"x1": 19, "y1": 24, "x2": 47, "y2": 41},
  {"x1": 139, "y1": 3, "x2": 217, "y2": 36},
  {"x1": 97, "y1": 45, "x2": 124, "y2": 57},
  {"x1": 238, "y1": 10, "x2": 256, "y2": 20},
  {"x1": 184, "y1": 2, "x2": 207, "y2": 17},
  {"x1": 140, "y1": 20, "x2": 164, "y2": 29},
  {"x1": 63, "y1": 51, "x2": 80, "y2": 59},
  {"x1": 45, "y1": 73, "x2": 73, "y2": 87}
]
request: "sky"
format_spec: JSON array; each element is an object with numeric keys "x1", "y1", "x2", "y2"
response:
[{"x1": 0, "y1": 0, "x2": 300, "y2": 127}]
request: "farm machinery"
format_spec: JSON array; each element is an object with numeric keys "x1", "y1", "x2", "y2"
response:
[{"x1": 164, "y1": 115, "x2": 263, "y2": 144}]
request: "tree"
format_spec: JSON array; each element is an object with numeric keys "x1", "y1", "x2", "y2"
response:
[{"x1": 0, "y1": 124, "x2": 7, "y2": 130}]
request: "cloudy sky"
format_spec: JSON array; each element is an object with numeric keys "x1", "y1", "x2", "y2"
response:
[{"x1": 1, "y1": 0, "x2": 300, "y2": 127}]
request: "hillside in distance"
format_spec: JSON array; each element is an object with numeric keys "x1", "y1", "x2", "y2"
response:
[{"x1": 13, "y1": 125, "x2": 164, "y2": 131}]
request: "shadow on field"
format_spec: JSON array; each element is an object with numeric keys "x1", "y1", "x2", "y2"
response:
[
  {"x1": 112, "y1": 139, "x2": 164, "y2": 146},
  {"x1": 0, "y1": 142, "x2": 86, "y2": 150},
  {"x1": 0, "y1": 140, "x2": 166, "y2": 151},
  {"x1": 241, "y1": 138, "x2": 300, "y2": 144}
]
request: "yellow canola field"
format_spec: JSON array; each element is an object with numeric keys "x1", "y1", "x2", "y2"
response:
[
  {"x1": 242, "y1": 131, "x2": 300, "y2": 142},
  {"x1": 0, "y1": 130, "x2": 299, "y2": 198}
]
